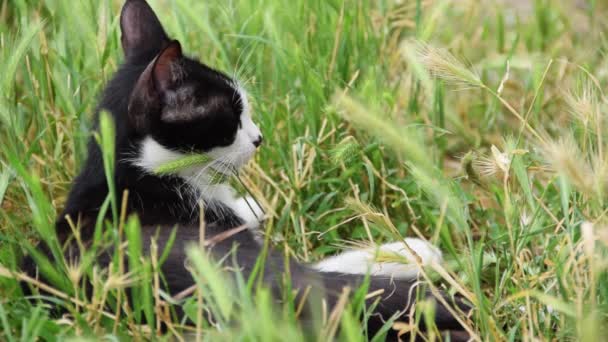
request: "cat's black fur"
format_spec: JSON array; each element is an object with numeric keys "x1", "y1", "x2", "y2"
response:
[{"x1": 22, "y1": 1, "x2": 471, "y2": 340}]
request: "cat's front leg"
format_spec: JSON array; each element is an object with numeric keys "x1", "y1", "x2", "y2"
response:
[
  {"x1": 205, "y1": 184, "x2": 265, "y2": 229},
  {"x1": 232, "y1": 195, "x2": 265, "y2": 230}
]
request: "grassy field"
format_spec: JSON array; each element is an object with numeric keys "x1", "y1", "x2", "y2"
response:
[{"x1": 1, "y1": 0, "x2": 608, "y2": 340}]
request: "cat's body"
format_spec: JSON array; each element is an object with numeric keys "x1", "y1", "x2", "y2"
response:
[{"x1": 22, "y1": 1, "x2": 471, "y2": 340}]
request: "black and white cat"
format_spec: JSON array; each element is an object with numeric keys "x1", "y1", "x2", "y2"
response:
[{"x1": 23, "y1": 0, "x2": 470, "y2": 340}]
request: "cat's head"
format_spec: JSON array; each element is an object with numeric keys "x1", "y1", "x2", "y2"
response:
[{"x1": 120, "y1": 0, "x2": 262, "y2": 178}]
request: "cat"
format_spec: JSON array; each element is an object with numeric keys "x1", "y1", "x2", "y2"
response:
[{"x1": 21, "y1": 0, "x2": 471, "y2": 340}]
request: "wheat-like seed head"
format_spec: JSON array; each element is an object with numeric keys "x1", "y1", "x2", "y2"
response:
[{"x1": 403, "y1": 40, "x2": 483, "y2": 89}]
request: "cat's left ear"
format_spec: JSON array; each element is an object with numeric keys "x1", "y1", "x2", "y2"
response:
[
  {"x1": 128, "y1": 41, "x2": 184, "y2": 130},
  {"x1": 120, "y1": 0, "x2": 169, "y2": 59}
]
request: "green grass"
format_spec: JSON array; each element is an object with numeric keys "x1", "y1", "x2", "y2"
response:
[{"x1": 1, "y1": 0, "x2": 608, "y2": 340}]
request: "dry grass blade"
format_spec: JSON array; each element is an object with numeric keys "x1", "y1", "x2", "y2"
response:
[{"x1": 319, "y1": 286, "x2": 351, "y2": 340}]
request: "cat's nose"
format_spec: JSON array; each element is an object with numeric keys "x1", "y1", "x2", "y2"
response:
[{"x1": 253, "y1": 136, "x2": 263, "y2": 148}]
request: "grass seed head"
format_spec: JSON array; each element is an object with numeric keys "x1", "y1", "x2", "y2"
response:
[{"x1": 406, "y1": 40, "x2": 483, "y2": 89}]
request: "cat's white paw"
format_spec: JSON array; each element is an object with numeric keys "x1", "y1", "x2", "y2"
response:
[
  {"x1": 232, "y1": 196, "x2": 264, "y2": 229},
  {"x1": 312, "y1": 238, "x2": 442, "y2": 279}
]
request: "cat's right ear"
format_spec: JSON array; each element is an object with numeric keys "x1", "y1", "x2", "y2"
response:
[
  {"x1": 128, "y1": 41, "x2": 184, "y2": 131},
  {"x1": 120, "y1": 0, "x2": 169, "y2": 59}
]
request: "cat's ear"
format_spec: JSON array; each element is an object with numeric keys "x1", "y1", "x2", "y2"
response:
[
  {"x1": 120, "y1": 0, "x2": 169, "y2": 59},
  {"x1": 128, "y1": 41, "x2": 184, "y2": 130},
  {"x1": 150, "y1": 40, "x2": 183, "y2": 93}
]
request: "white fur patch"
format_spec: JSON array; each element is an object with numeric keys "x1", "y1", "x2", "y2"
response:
[
  {"x1": 135, "y1": 136, "x2": 185, "y2": 172},
  {"x1": 232, "y1": 195, "x2": 265, "y2": 229},
  {"x1": 135, "y1": 137, "x2": 219, "y2": 183},
  {"x1": 312, "y1": 238, "x2": 443, "y2": 280}
]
